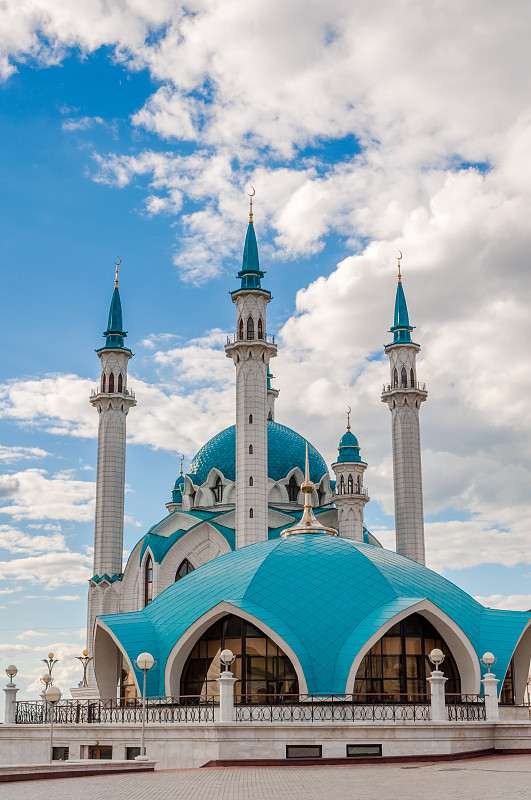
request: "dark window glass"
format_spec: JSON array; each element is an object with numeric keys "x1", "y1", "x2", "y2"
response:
[
  {"x1": 288, "y1": 475, "x2": 299, "y2": 502},
  {"x1": 249, "y1": 444, "x2": 253, "y2": 454},
  {"x1": 347, "y1": 474, "x2": 353, "y2": 493},
  {"x1": 144, "y1": 555, "x2": 153, "y2": 606},
  {"x1": 212, "y1": 476, "x2": 223, "y2": 503},
  {"x1": 52, "y1": 747, "x2": 69, "y2": 761},
  {"x1": 353, "y1": 613, "x2": 460, "y2": 701},
  {"x1": 118, "y1": 373, "x2": 123, "y2": 392},
  {"x1": 249, "y1": 508, "x2": 253, "y2": 518},
  {"x1": 249, "y1": 476, "x2": 253, "y2": 486},
  {"x1": 102, "y1": 375, "x2": 106, "y2": 393},
  {"x1": 286, "y1": 745, "x2": 322, "y2": 759},
  {"x1": 393, "y1": 368, "x2": 398, "y2": 388},
  {"x1": 181, "y1": 614, "x2": 299, "y2": 702},
  {"x1": 249, "y1": 414, "x2": 253, "y2": 423},
  {"x1": 109, "y1": 372, "x2": 115, "y2": 393},
  {"x1": 175, "y1": 558, "x2": 194, "y2": 582},
  {"x1": 401, "y1": 367, "x2": 408, "y2": 387},
  {"x1": 339, "y1": 475, "x2": 345, "y2": 495},
  {"x1": 247, "y1": 317, "x2": 254, "y2": 340},
  {"x1": 89, "y1": 746, "x2": 113, "y2": 759},
  {"x1": 346, "y1": 744, "x2": 381, "y2": 757},
  {"x1": 126, "y1": 747, "x2": 141, "y2": 760},
  {"x1": 257, "y1": 318, "x2": 263, "y2": 339},
  {"x1": 410, "y1": 368, "x2": 415, "y2": 387},
  {"x1": 239, "y1": 318, "x2": 244, "y2": 340},
  {"x1": 500, "y1": 658, "x2": 515, "y2": 704}
]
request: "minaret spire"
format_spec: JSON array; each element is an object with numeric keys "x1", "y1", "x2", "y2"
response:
[
  {"x1": 332, "y1": 413, "x2": 369, "y2": 540},
  {"x1": 282, "y1": 444, "x2": 337, "y2": 537},
  {"x1": 381, "y1": 257, "x2": 427, "y2": 565},
  {"x1": 226, "y1": 193, "x2": 277, "y2": 548}
]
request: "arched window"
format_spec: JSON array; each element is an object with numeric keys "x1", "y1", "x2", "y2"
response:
[
  {"x1": 249, "y1": 414, "x2": 253, "y2": 424},
  {"x1": 257, "y1": 318, "x2": 263, "y2": 339},
  {"x1": 393, "y1": 368, "x2": 398, "y2": 388},
  {"x1": 181, "y1": 614, "x2": 299, "y2": 701},
  {"x1": 340, "y1": 475, "x2": 345, "y2": 495},
  {"x1": 144, "y1": 555, "x2": 153, "y2": 606},
  {"x1": 249, "y1": 508, "x2": 254, "y2": 518},
  {"x1": 118, "y1": 373, "x2": 123, "y2": 393},
  {"x1": 401, "y1": 367, "x2": 408, "y2": 388},
  {"x1": 212, "y1": 476, "x2": 223, "y2": 503},
  {"x1": 268, "y1": 411, "x2": 273, "y2": 420},
  {"x1": 347, "y1": 474, "x2": 353, "y2": 494},
  {"x1": 354, "y1": 613, "x2": 460, "y2": 700},
  {"x1": 175, "y1": 558, "x2": 194, "y2": 582},
  {"x1": 102, "y1": 374, "x2": 106, "y2": 393},
  {"x1": 249, "y1": 476, "x2": 253, "y2": 486},
  {"x1": 410, "y1": 368, "x2": 415, "y2": 388},
  {"x1": 249, "y1": 444, "x2": 253, "y2": 454},
  {"x1": 317, "y1": 487, "x2": 324, "y2": 506},
  {"x1": 287, "y1": 475, "x2": 299, "y2": 502},
  {"x1": 356, "y1": 475, "x2": 361, "y2": 493},
  {"x1": 239, "y1": 318, "x2": 244, "y2": 340},
  {"x1": 247, "y1": 317, "x2": 254, "y2": 340},
  {"x1": 109, "y1": 372, "x2": 115, "y2": 393}
]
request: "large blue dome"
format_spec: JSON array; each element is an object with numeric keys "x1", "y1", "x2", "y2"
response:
[
  {"x1": 100, "y1": 535, "x2": 531, "y2": 697},
  {"x1": 187, "y1": 420, "x2": 329, "y2": 485}
]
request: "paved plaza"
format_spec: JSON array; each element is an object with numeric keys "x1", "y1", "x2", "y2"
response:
[{"x1": 2, "y1": 756, "x2": 531, "y2": 800}]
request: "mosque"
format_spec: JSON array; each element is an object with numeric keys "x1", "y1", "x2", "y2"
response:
[{"x1": 83, "y1": 198, "x2": 531, "y2": 717}]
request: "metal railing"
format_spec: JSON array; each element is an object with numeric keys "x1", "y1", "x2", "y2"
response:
[
  {"x1": 15, "y1": 696, "x2": 215, "y2": 725},
  {"x1": 382, "y1": 382, "x2": 426, "y2": 393},
  {"x1": 446, "y1": 694, "x2": 486, "y2": 721},
  {"x1": 334, "y1": 487, "x2": 369, "y2": 497},
  {"x1": 90, "y1": 388, "x2": 135, "y2": 398},
  {"x1": 226, "y1": 333, "x2": 276, "y2": 345},
  {"x1": 234, "y1": 694, "x2": 430, "y2": 723}
]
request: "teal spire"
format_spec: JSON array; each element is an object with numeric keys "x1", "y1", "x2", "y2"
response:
[
  {"x1": 100, "y1": 264, "x2": 129, "y2": 350},
  {"x1": 235, "y1": 192, "x2": 266, "y2": 291},
  {"x1": 388, "y1": 257, "x2": 415, "y2": 345}
]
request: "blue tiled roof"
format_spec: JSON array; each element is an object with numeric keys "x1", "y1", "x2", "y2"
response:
[
  {"x1": 100, "y1": 536, "x2": 530, "y2": 697},
  {"x1": 99, "y1": 286, "x2": 130, "y2": 351},
  {"x1": 336, "y1": 430, "x2": 364, "y2": 464},
  {"x1": 186, "y1": 421, "x2": 328, "y2": 486}
]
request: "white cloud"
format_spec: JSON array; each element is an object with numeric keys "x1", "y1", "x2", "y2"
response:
[
  {"x1": 0, "y1": 552, "x2": 91, "y2": 588},
  {"x1": 16, "y1": 630, "x2": 48, "y2": 640},
  {"x1": 475, "y1": 595, "x2": 531, "y2": 612},
  {"x1": 0, "y1": 445, "x2": 50, "y2": 462},
  {"x1": 62, "y1": 115, "x2": 105, "y2": 132},
  {"x1": 0, "y1": 470, "x2": 95, "y2": 522}
]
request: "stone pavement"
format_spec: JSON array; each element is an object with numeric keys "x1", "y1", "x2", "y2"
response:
[{"x1": 2, "y1": 756, "x2": 531, "y2": 800}]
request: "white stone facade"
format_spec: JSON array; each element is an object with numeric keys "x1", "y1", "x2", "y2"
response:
[
  {"x1": 225, "y1": 289, "x2": 277, "y2": 548},
  {"x1": 331, "y1": 460, "x2": 369, "y2": 540},
  {"x1": 381, "y1": 342, "x2": 427, "y2": 565}
]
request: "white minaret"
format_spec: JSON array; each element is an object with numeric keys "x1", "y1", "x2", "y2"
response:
[
  {"x1": 85, "y1": 266, "x2": 136, "y2": 689},
  {"x1": 331, "y1": 410, "x2": 370, "y2": 540},
  {"x1": 266, "y1": 366, "x2": 279, "y2": 421},
  {"x1": 225, "y1": 196, "x2": 277, "y2": 548},
  {"x1": 381, "y1": 259, "x2": 427, "y2": 565}
]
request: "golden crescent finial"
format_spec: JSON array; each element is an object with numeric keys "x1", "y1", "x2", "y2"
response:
[
  {"x1": 179, "y1": 453, "x2": 184, "y2": 478},
  {"x1": 114, "y1": 257, "x2": 121, "y2": 288},
  {"x1": 396, "y1": 251, "x2": 403, "y2": 284},
  {"x1": 346, "y1": 406, "x2": 351, "y2": 432},
  {"x1": 248, "y1": 186, "x2": 255, "y2": 223}
]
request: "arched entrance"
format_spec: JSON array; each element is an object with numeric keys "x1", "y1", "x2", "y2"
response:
[
  {"x1": 353, "y1": 613, "x2": 461, "y2": 700},
  {"x1": 181, "y1": 614, "x2": 299, "y2": 702}
]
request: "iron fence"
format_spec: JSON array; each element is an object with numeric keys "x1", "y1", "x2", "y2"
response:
[
  {"x1": 15, "y1": 696, "x2": 215, "y2": 725},
  {"x1": 235, "y1": 693, "x2": 430, "y2": 722},
  {"x1": 446, "y1": 694, "x2": 486, "y2": 721}
]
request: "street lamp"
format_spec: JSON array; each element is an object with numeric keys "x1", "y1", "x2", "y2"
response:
[
  {"x1": 428, "y1": 649, "x2": 445, "y2": 670},
  {"x1": 134, "y1": 652, "x2": 156, "y2": 761},
  {"x1": 481, "y1": 652, "x2": 497, "y2": 674},
  {"x1": 5, "y1": 665, "x2": 17, "y2": 686},
  {"x1": 45, "y1": 684, "x2": 61, "y2": 763}
]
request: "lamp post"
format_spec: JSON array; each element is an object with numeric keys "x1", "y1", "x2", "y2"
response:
[
  {"x1": 481, "y1": 651, "x2": 499, "y2": 721},
  {"x1": 217, "y1": 649, "x2": 237, "y2": 723},
  {"x1": 75, "y1": 649, "x2": 93, "y2": 688},
  {"x1": 134, "y1": 652, "x2": 156, "y2": 761},
  {"x1": 45, "y1": 684, "x2": 61, "y2": 763},
  {"x1": 427, "y1": 648, "x2": 447, "y2": 722},
  {"x1": 4, "y1": 665, "x2": 18, "y2": 724}
]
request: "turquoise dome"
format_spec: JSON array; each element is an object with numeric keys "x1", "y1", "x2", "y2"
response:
[
  {"x1": 187, "y1": 420, "x2": 328, "y2": 485},
  {"x1": 100, "y1": 535, "x2": 530, "y2": 697},
  {"x1": 336, "y1": 430, "x2": 363, "y2": 464}
]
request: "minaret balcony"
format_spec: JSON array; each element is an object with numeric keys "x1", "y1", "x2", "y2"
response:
[
  {"x1": 334, "y1": 486, "x2": 369, "y2": 498},
  {"x1": 226, "y1": 332, "x2": 276, "y2": 344},
  {"x1": 382, "y1": 381, "x2": 427, "y2": 396},
  {"x1": 91, "y1": 387, "x2": 135, "y2": 399}
]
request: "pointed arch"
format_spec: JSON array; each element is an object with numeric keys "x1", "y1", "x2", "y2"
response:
[
  {"x1": 339, "y1": 475, "x2": 345, "y2": 495},
  {"x1": 108, "y1": 372, "x2": 115, "y2": 393},
  {"x1": 288, "y1": 475, "x2": 299, "y2": 502},
  {"x1": 249, "y1": 444, "x2": 253, "y2": 454},
  {"x1": 212, "y1": 476, "x2": 223, "y2": 503},
  {"x1": 102, "y1": 374, "x2": 106, "y2": 393},
  {"x1": 401, "y1": 367, "x2": 407, "y2": 387},
  {"x1": 393, "y1": 368, "x2": 398, "y2": 388},
  {"x1": 175, "y1": 558, "x2": 195, "y2": 582},
  {"x1": 247, "y1": 316, "x2": 254, "y2": 340},
  {"x1": 118, "y1": 373, "x2": 123, "y2": 393},
  {"x1": 410, "y1": 368, "x2": 415, "y2": 387},
  {"x1": 347, "y1": 474, "x2": 353, "y2": 494},
  {"x1": 356, "y1": 475, "x2": 361, "y2": 493},
  {"x1": 239, "y1": 318, "x2": 244, "y2": 340},
  {"x1": 249, "y1": 508, "x2": 254, "y2": 518},
  {"x1": 257, "y1": 317, "x2": 263, "y2": 339},
  {"x1": 249, "y1": 476, "x2": 253, "y2": 486}
]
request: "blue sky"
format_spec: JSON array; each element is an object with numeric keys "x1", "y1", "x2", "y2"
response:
[{"x1": 1, "y1": 0, "x2": 531, "y2": 696}]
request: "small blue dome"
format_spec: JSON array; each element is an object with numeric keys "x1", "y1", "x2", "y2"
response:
[
  {"x1": 336, "y1": 430, "x2": 363, "y2": 464},
  {"x1": 186, "y1": 420, "x2": 328, "y2": 485},
  {"x1": 171, "y1": 476, "x2": 184, "y2": 503},
  {"x1": 100, "y1": 535, "x2": 531, "y2": 697}
]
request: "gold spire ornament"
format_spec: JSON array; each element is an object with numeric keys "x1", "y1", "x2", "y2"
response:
[
  {"x1": 114, "y1": 257, "x2": 121, "y2": 288},
  {"x1": 346, "y1": 406, "x2": 351, "y2": 432},
  {"x1": 396, "y1": 251, "x2": 402, "y2": 284},
  {"x1": 281, "y1": 443, "x2": 338, "y2": 537},
  {"x1": 179, "y1": 454, "x2": 184, "y2": 478},
  {"x1": 248, "y1": 186, "x2": 255, "y2": 224}
]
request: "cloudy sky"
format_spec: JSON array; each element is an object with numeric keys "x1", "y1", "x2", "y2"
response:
[{"x1": 1, "y1": 0, "x2": 531, "y2": 697}]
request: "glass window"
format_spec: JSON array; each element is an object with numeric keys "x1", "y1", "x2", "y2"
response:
[
  {"x1": 288, "y1": 475, "x2": 299, "y2": 502},
  {"x1": 144, "y1": 555, "x2": 153, "y2": 606},
  {"x1": 238, "y1": 318, "x2": 244, "y2": 340},
  {"x1": 500, "y1": 658, "x2": 515, "y2": 704},
  {"x1": 175, "y1": 559, "x2": 194, "y2": 582},
  {"x1": 353, "y1": 613, "x2": 460, "y2": 701},
  {"x1": 401, "y1": 367, "x2": 408, "y2": 387},
  {"x1": 347, "y1": 475, "x2": 353, "y2": 494},
  {"x1": 109, "y1": 372, "x2": 115, "y2": 392},
  {"x1": 118, "y1": 373, "x2": 123, "y2": 392},
  {"x1": 257, "y1": 318, "x2": 263, "y2": 339},
  {"x1": 181, "y1": 614, "x2": 299, "y2": 702},
  {"x1": 212, "y1": 476, "x2": 223, "y2": 503},
  {"x1": 247, "y1": 317, "x2": 254, "y2": 340}
]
